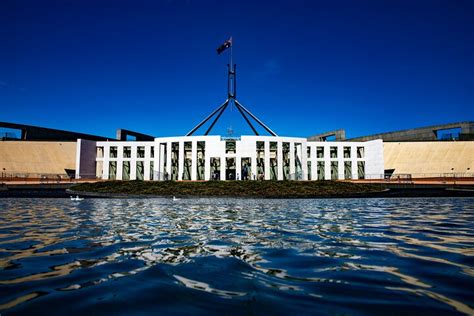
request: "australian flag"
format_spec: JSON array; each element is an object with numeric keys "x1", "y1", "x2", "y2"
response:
[{"x1": 216, "y1": 37, "x2": 232, "y2": 55}]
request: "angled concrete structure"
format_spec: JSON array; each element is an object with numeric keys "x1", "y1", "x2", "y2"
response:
[
  {"x1": 347, "y1": 121, "x2": 474, "y2": 142},
  {"x1": 0, "y1": 121, "x2": 109, "y2": 141}
]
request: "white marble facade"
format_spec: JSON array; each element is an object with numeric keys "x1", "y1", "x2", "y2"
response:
[{"x1": 76, "y1": 136, "x2": 384, "y2": 180}]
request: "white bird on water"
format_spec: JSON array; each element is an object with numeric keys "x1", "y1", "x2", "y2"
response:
[
  {"x1": 172, "y1": 196, "x2": 180, "y2": 201},
  {"x1": 70, "y1": 195, "x2": 84, "y2": 201}
]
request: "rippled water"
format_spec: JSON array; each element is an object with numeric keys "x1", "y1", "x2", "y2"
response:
[{"x1": 0, "y1": 198, "x2": 473, "y2": 315}]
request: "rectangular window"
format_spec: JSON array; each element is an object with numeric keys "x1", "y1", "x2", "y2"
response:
[
  {"x1": 136, "y1": 161, "x2": 144, "y2": 180},
  {"x1": 344, "y1": 161, "x2": 352, "y2": 179},
  {"x1": 137, "y1": 146, "x2": 145, "y2": 158},
  {"x1": 241, "y1": 157, "x2": 251, "y2": 180},
  {"x1": 97, "y1": 147, "x2": 104, "y2": 158},
  {"x1": 197, "y1": 142, "x2": 205, "y2": 180},
  {"x1": 183, "y1": 142, "x2": 192, "y2": 180},
  {"x1": 109, "y1": 161, "x2": 116, "y2": 180},
  {"x1": 122, "y1": 161, "x2": 130, "y2": 180},
  {"x1": 307, "y1": 147, "x2": 311, "y2": 158},
  {"x1": 256, "y1": 142, "x2": 265, "y2": 179},
  {"x1": 150, "y1": 161, "x2": 154, "y2": 180},
  {"x1": 331, "y1": 161, "x2": 338, "y2": 180},
  {"x1": 282, "y1": 142, "x2": 290, "y2": 180},
  {"x1": 150, "y1": 146, "x2": 154, "y2": 158},
  {"x1": 307, "y1": 161, "x2": 311, "y2": 180},
  {"x1": 330, "y1": 147, "x2": 337, "y2": 158},
  {"x1": 96, "y1": 161, "x2": 103, "y2": 178},
  {"x1": 123, "y1": 146, "x2": 131, "y2": 158},
  {"x1": 110, "y1": 147, "x2": 117, "y2": 158},
  {"x1": 343, "y1": 147, "x2": 351, "y2": 158},
  {"x1": 317, "y1": 147, "x2": 324, "y2": 158},
  {"x1": 358, "y1": 161, "x2": 365, "y2": 179},
  {"x1": 226, "y1": 157, "x2": 236, "y2": 180},
  {"x1": 270, "y1": 142, "x2": 277, "y2": 180},
  {"x1": 171, "y1": 142, "x2": 179, "y2": 180},
  {"x1": 317, "y1": 161, "x2": 325, "y2": 180},
  {"x1": 357, "y1": 147, "x2": 365, "y2": 158},
  {"x1": 226, "y1": 141, "x2": 236, "y2": 154},
  {"x1": 210, "y1": 157, "x2": 221, "y2": 180}
]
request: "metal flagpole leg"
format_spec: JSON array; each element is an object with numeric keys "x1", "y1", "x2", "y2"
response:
[
  {"x1": 235, "y1": 101, "x2": 259, "y2": 135},
  {"x1": 234, "y1": 100, "x2": 278, "y2": 136},
  {"x1": 186, "y1": 99, "x2": 229, "y2": 136},
  {"x1": 204, "y1": 100, "x2": 230, "y2": 135}
]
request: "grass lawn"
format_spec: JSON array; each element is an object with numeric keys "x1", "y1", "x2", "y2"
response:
[{"x1": 71, "y1": 180, "x2": 384, "y2": 198}]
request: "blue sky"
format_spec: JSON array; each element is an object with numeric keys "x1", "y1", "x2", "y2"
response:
[{"x1": 1, "y1": 0, "x2": 473, "y2": 138}]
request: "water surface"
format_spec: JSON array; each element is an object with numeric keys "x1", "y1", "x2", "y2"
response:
[{"x1": 0, "y1": 198, "x2": 473, "y2": 315}]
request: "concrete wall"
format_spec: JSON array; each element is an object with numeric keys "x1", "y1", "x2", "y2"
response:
[
  {"x1": 348, "y1": 121, "x2": 473, "y2": 142},
  {"x1": 75, "y1": 139, "x2": 97, "y2": 179},
  {"x1": 384, "y1": 141, "x2": 474, "y2": 176},
  {"x1": 0, "y1": 141, "x2": 76, "y2": 175}
]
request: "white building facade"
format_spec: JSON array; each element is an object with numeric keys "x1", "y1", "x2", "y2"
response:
[{"x1": 76, "y1": 136, "x2": 384, "y2": 181}]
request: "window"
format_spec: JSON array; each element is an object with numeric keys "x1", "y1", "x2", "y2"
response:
[
  {"x1": 110, "y1": 147, "x2": 117, "y2": 158},
  {"x1": 136, "y1": 161, "x2": 144, "y2": 180},
  {"x1": 123, "y1": 146, "x2": 131, "y2": 158},
  {"x1": 317, "y1": 147, "x2": 324, "y2": 158},
  {"x1": 137, "y1": 146, "x2": 145, "y2": 158},
  {"x1": 122, "y1": 161, "x2": 130, "y2": 180},
  {"x1": 317, "y1": 161, "x2": 325, "y2": 180},
  {"x1": 357, "y1": 147, "x2": 365, "y2": 158},
  {"x1": 330, "y1": 147, "x2": 337, "y2": 158},
  {"x1": 97, "y1": 147, "x2": 104, "y2": 158},
  {"x1": 150, "y1": 146, "x2": 155, "y2": 158},
  {"x1": 307, "y1": 161, "x2": 311, "y2": 180},
  {"x1": 210, "y1": 157, "x2": 221, "y2": 180},
  {"x1": 197, "y1": 142, "x2": 205, "y2": 180},
  {"x1": 226, "y1": 141, "x2": 236, "y2": 154},
  {"x1": 331, "y1": 161, "x2": 338, "y2": 180},
  {"x1": 307, "y1": 147, "x2": 311, "y2": 158},
  {"x1": 109, "y1": 161, "x2": 116, "y2": 179},
  {"x1": 343, "y1": 147, "x2": 351, "y2": 158},
  {"x1": 344, "y1": 161, "x2": 352, "y2": 179},
  {"x1": 358, "y1": 161, "x2": 365, "y2": 179}
]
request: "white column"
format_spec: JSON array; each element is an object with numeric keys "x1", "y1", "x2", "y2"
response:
[
  {"x1": 264, "y1": 141, "x2": 270, "y2": 180},
  {"x1": 251, "y1": 155, "x2": 257, "y2": 181},
  {"x1": 117, "y1": 145, "x2": 123, "y2": 180},
  {"x1": 351, "y1": 146, "x2": 357, "y2": 180},
  {"x1": 299, "y1": 143, "x2": 307, "y2": 180},
  {"x1": 178, "y1": 141, "x2": 184, "y2": 180},
  {"x1": 166, "y1": 142, "x2": 172, "y2": 179},
  {"x1": 159, "y1": 143, "x2": 165, "y2": 181},
  {"x1": 204, "y1": 152, "x2": 211, "y2": 181},
  {"x1": 311, "y1": 146, "x2": 317, "y2": 181},
  {"x1": 220, "y1": 157, "x2": 226, "y2": 180},
  {"x1": 191, "y1": 140, "x2": 197, "y2": 181},
  {"x1": 103, "y1": 145, "x2": 110, "y2": 180},
  {"x1": 130, "y1": 146, "x2": 137, "y2": 180},
  {"x1": 324, "y1": 145, "x2": 331, "y2": 180},
  {"x1": 144, "y1": 145, "x2": 151, "y2": 181},
  {"x1": 236, "y1": 156, "x2": 241, "y2": 180},
  {"x1": 277, "y1": 141, "x2": 283, "y2": 180},
  {"x1": 289, "y1": 142, "x2": 295, "y2": 179},
  {"x1": 338, "y1": 145, "x2": 344, "y2": 180}
]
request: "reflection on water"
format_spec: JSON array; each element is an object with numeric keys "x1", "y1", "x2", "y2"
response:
[{"x1": 0, "y1": 198, "x2": 473, "y2": 315}]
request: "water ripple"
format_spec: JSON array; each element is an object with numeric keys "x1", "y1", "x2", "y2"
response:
[{"x1": 0, "y1": 197, "x2": 473, "y2": 315}]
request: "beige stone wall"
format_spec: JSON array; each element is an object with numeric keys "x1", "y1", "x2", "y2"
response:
[
  {"x1": 0, "y1": 141, "x2": 76, "y2": 175},
  {"x1": 384, "y1": 142, "x2": 474, "y2": 176}
]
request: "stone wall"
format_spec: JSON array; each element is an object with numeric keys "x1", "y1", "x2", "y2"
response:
[
  {"x1": 384, "y1": 141, "x2": 474, "y2": 176},
  {"x1": 0, "y1": 141, "x2": 76, "y2": 176}
]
